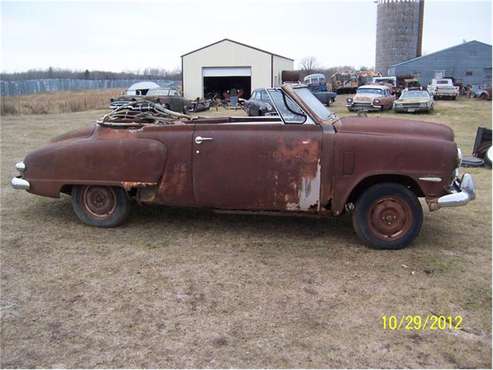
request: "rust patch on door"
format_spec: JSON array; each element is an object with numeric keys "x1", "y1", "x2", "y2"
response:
[{"x1": 273, "y1": 138, "x2": 321, "y2": 211}]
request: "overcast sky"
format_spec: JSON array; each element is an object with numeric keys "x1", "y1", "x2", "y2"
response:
[{"x1": 1, "y1": 0, "x2": 491, "y2": 73}]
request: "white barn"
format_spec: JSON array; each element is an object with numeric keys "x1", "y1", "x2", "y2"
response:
[{"x1": 181, "y1": 39, "x2": 293, "y2": 100}]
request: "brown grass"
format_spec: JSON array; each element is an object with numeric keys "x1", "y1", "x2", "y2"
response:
[
  {"x1": 0, "y1": 98, "x2": 491, "y2": 368},
  {"x1": 0, "y1": 89, "x2": 121, "y2": 116}
]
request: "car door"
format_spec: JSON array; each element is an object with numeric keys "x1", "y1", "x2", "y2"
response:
[{"x1": 192, "y1": 90, "x2": 323, "y2": 212}]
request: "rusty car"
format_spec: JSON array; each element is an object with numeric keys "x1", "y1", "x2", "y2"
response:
[
  {"x1": 346, "y1": 84, "x2": 395, "y2": 112},
  {"x1": 110, "y1": 87, "x2": 191, "y2": 113},
  {"x1": 11, "y1": 84, "x2": 476, "y2": 249}
]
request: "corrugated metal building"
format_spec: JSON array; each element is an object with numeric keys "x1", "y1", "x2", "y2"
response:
[
  {"x1": 388, "y1": 40, "x2": 492, "y2": 88},
  {"x1": 181, "y1": 39, "x2": 293, "y2": 100}
]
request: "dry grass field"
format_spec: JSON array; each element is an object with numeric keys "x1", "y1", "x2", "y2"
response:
[
  {"x1": 1, "y1": 96, "x2": 491, "y2": 368},
  {"x1": 0, "y1": 89, "x2": 121, "y2": 115}
]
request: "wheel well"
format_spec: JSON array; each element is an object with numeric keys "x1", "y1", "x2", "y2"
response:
[
  {"x1": 60, "y1": 184, "x2": 72, "y2": 195},
  {"x1": 346, "y1": 174, "x2": 424, "y2": 205}
]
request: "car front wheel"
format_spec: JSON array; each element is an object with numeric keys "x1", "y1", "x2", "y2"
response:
[
  {"x1": 72, "y1": 185, "x2": 130, "y2": 227},
  {"x1": 352, "y1": 183, "x2": 423, "y2": 249}
]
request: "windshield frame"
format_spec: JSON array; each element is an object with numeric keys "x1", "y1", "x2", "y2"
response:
[{"x1": 281, "y1": 84, "x2": 337, "y2": 126}]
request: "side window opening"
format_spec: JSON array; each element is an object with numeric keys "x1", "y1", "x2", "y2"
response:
[{"x1": 267, "y1": 89, "x2": 307, "y2": 124}]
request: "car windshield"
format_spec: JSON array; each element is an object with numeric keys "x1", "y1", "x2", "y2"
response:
[
  {"x1": 291, "y1": 87, "x2": 334, "y2": 121},
  {"x1": 401, "y1": 90, "x2": 429, "y2": 98},
  {"x1": 437, "y1": 80, "x2": 450, "y2": 85},
  {"x1": 357, "y1": 88, "x2": 384, "y2": 95}
]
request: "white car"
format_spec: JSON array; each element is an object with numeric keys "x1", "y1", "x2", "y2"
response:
[{"x1": 427, "y1": 79, "x2": 459, "y2": 100}]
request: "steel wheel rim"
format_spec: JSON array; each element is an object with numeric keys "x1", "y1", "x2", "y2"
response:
[
  {"x1": 368, "y1": 196, "x2": 413, "y2": 241},
  {"x1": 81, "y1": 186, "x2": 117, "y2": 219}
]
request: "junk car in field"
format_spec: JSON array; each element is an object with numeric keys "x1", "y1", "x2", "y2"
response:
[
  {"x1": 110, "y1": 86, "x2": 192, "y2": 113},
  {"x1": 427, "y1": 78, "x2": 459, "y2": 100},
  {"x1": 303, "y1": 74, "x2": 337, "y2": 106},
  {"x1": 244, "y1": 88, "x2": 277, "y2": 116},
  {"x1": 346, "y1": 85, "x2": 395, "y2": 112},
  {"x1": 393, "y1": 89, "x2": 434, "y2": 113},
  {"x1": 12, "y1": 84, "x2": 475, "y2": 249}
]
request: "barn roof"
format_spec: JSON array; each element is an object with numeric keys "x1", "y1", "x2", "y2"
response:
[
  {"x1": 181, "y1": 38, "x2": 294, "y2": 61},
  {"x1": 390, "y1": 40, "x2": 492, "y2": 68}
]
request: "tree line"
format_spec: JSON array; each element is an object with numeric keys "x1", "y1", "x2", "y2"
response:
[
  {"x1": 0, "y1": 67, "x2": 182, "y2": 81},
  {"x1": 298, "y1": 56, "x2": 372, "y2": 79}
]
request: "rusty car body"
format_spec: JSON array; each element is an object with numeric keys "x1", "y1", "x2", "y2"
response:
[
  {"x1": 110, "y1": 88, "x2": 191, "y2": 113},
  {"x1": 346, "y1": 84, "x2": 395, "y2": 112},
  {"x1": 12, "y1": 84, "x2": 476, "y2": 249}
]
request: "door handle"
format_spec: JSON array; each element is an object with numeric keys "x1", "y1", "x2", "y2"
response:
[{"x1": 195, "y1": 136, "x2": 214, "y2": 144}]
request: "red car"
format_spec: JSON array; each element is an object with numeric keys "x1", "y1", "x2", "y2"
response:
[{"x1": 12, "y1": 85, "x2": 475, "y2": 249}]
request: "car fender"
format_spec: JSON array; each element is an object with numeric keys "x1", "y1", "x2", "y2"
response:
[{"x1": 24, "y1": 137, "x2": 166, "y2": 197}]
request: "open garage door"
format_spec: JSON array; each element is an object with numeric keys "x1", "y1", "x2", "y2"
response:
[{"x1": 203, "y1": 67, "x2": 252, "y2": 99}]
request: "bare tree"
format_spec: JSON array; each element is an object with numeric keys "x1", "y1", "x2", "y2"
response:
[{"x1": 299, "y1": 56, "x2": 319, "y2": 74}]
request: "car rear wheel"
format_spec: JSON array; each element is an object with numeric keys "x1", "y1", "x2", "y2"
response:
[
  {"x1": 352, "y1": 183, "x2": 423, "y2": 249},
  {"x1": 72, "y1": 185, "x2": 130, "y2": 227}
]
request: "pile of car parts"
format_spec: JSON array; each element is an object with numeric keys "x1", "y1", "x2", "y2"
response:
[{"x1": 99, "y1": 101, "x2": 191, "y2": 125}]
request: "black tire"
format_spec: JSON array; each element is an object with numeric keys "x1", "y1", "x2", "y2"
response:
[
  {"x1": 72, "y1": 185, "x2": 130, "y2": 227},
  {"x1": 352, "y1": 183, "x2": 423, "y2": 249},
  {"x1": 484, "y1": 146, "x2": 492, "y2": 167}
]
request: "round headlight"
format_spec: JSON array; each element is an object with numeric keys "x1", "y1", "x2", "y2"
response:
[
  {"x1": 346, "y1": 97, "x2": 353, "y2": 103},
  {"x1": 373, "y1": 99, "x2": 381, "y2": 104}
]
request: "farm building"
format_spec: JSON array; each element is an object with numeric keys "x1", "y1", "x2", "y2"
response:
[
  {"x1": 181, "y1": 39, "x2": 293, "y2": 100},
  {"x1": 388, "y1": 40, "x2": 492, "y2": 88}
]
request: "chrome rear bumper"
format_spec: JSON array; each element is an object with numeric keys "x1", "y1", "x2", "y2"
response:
[{"x1": 437, "y1": 173, "x2": 476, "y2": 208}]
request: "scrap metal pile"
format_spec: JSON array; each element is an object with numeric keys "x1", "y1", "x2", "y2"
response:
[{"x1": 98, "y1": 100, "x2": 192, "y2": 125}]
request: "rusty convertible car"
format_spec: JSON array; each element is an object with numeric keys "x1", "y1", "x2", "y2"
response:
[{"x1": 11, "y1": 85, "x2": 476, "y2": 249}]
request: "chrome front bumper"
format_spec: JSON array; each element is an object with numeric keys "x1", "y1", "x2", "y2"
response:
[
  {"x1": 437, "y1": 173, "x2": 476, "y2": 208},
  {"x1": 11, "y1": 177, "x2": 30, "y2": 190},
  {"x1": 11, "y1": 161, "x2": 30, "y2": 190}
]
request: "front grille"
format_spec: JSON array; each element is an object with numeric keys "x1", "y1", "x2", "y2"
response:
[
  {"x1": 352, "y1": 102, "x2": 372, "y2": 109},
  {"x1": 401, "y1": 103, "x2": 424, "y2": 109}
]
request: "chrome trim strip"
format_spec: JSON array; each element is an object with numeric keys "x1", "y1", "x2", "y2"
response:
[
  {"x1": 418, "y1": 177, "x2": 442, "y2": 182},
  {"x1": 11, "y1": 177, "x2": 30, "y2": 190}
]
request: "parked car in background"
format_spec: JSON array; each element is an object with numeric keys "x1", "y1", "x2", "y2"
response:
[
  {"x1": 110, "y1": 88, "x2": 191, "y2": 113},
  {"x1": 303, "y1": 73, "x2": 336, "y2": 106},
  {"x1": 11, "y1": 84, "x2": 475, "y2": 250},
  {"x1": 244, "y1": 88, "x2": 277, "y2": 116},
  {"x1": 475, "y1": 87, "x2": 492, "y2": 101},
  {"x1": 372, "y1": 76, "x2": 397, "y2": 94},
  {"x1": 427, "y1": 79, "x2": 459, "y2": 100},
  {"x1": 346, "y1": 85, "x2": 395, "y2": 112},
  {"x1": 393, "y1": 89, "x2": 434, "y2": 113}
]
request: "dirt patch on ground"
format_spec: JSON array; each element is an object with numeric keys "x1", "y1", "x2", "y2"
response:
[{"x1": 1, "y1": 98, "x2": 491, "y2": 368}]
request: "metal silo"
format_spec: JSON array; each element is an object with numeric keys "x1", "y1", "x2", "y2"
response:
[{"x1": 375, "y1": 0, "x2": 424, "y2": 75}]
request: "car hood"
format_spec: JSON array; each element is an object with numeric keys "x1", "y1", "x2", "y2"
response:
[
  {"x1": 334, "y1": 116, "x2": 454, "y2": 141},
  {"x1": 396, "y1": 97, "x2": 431, "y2": 104}
]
